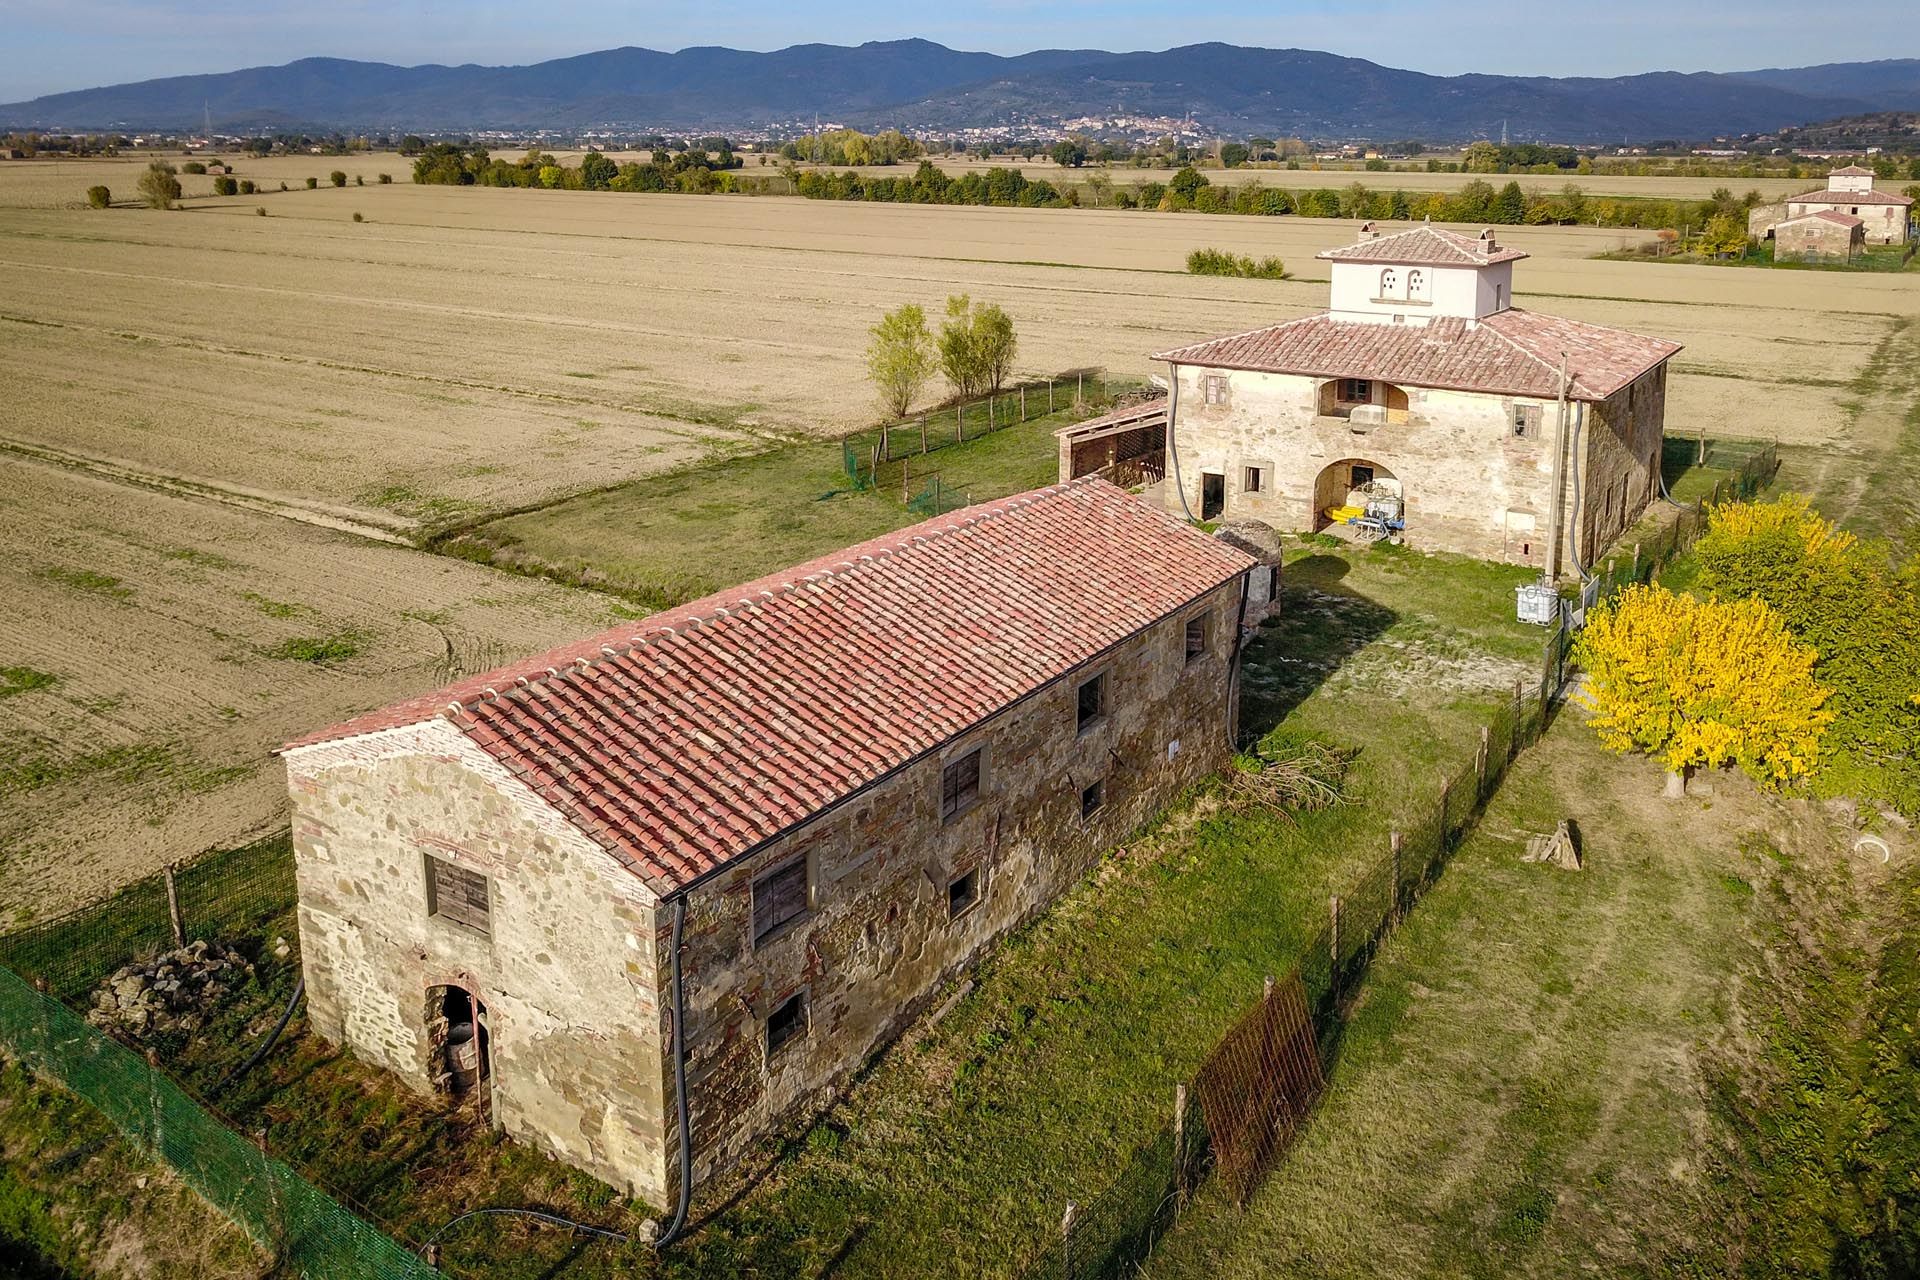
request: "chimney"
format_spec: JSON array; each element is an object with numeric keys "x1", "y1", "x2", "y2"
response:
[
  {"x1": 1356, "y1": 220, "x2": 1379, "y2": 242},
  {"x1": 1479, "y1": 228, "x2": 1498, "y2": 252}
]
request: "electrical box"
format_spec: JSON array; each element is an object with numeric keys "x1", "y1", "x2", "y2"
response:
[{"x1": 1515, "y1": 582, "x2": 1558, "y2": 626}]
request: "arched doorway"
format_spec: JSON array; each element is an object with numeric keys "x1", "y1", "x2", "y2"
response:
[
  {"x1": 1313, "y1": 459, "x2": 1402, "y2": 531},
  {"x1": 425, "y1": 983, "x2": 491, "y2": 1102}
]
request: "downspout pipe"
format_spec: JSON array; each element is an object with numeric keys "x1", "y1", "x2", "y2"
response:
[
  {"x1": 655, "y1": 894, "x2": 694, "y2": 1249},
  {"x1": 1225, "y1": 569, "x2": 1251, "y2": 751},
  {"x1": 1164, "y1": 362, "x2": 1199, "y2": 522}
]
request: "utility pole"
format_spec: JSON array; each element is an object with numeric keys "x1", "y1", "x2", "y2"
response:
[{"x1": 1543, "y1": 353, "x2": 1571, "y2": 583}]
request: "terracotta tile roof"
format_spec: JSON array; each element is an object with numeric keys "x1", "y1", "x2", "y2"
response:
[
  {"x1": 1828, "y1": 165, "x2": 1874, "y2": 176},
  {"x1": 1316, "y1": 223, "x2": 1528, "y2": 267},
  {"x1": 285, "y1": 479, "x2": 1254, "y2": 897},
  {"x1": 1787, "y1": 210, "x2": 1866, "y2": 228},
  {"x1": 1154, "y1": 307, "x2": 1680, "y2": 402},
  {"x1": 1787, "y1": 188, "x2": 1913, "y2": 206}
]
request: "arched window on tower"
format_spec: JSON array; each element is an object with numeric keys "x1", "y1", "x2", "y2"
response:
[
  {"x1": 1406, "y1": 269, "x2": 1425, "y2": 301},
  {"x1": 1379, "y1": 268, "x2": 1397, "y2": 299}
]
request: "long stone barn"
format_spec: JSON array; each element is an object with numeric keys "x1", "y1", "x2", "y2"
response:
[
  {"x1": 279, "y1": 478, "x2": 1262, "y2": 1212},
  {"x1": 1144, "y1": 222, "x2": 1683, "y2": 571}
]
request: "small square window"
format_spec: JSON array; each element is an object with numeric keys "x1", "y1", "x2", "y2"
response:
[
  {"x1": 752, "y1": 859, "x2": 809, "y2": 946},
  {"x1": 948, "y1": 868, "x2": 982, "y2": 920},
  {"x1": 1349, "y1": 464, "x2": 1375, "y2": 489},
  {"x1": 1185, "y1": 616, "x2": 1208, "y2": 664},
  {"x1": 1243, "y1": 466, "x2": 1263, "y2": 494},
  {"x1": 1204, "y1": 374, "x2": 1230, "y2": 406},
  {"x1": 941, "y1": 748, "x2": 982, "y2": 822},
  {"x1": 1081, "y1": 780, "x2": 1105, "y2": 819},
  {"x1": 1339, "y1": 377, "x2": 1372, "y2": 404},
  {"x1": 1076, "y1": 673, "x2": 1106, "y2": 732},
  {"x1": 1512, "y1": 404, "x2": 1542, "y2": 438},
  {"x1": 426, "y1": 855, "x2": 491, "y2": 937},
  {"x1": 766, "y1": 992, "x2": 806, "y2": 1056}
]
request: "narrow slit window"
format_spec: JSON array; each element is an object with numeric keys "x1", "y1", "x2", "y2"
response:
[
  {"x1": 1185, "y1": 616, "x2": 1208, "y2": 664},
  {"x1": 941, "y1": 748, "x2": 983, "y2": 821},
  {"x1": 1076, "y1": 673, "x2": 1106, "y2": 732},
  {"x1": 1243, "y1": 466, "x2": 1263, "y2": 494},
  {"x1": 752, "y1": 859, "x2": 809, "y2": 945},
  {"x1": 1081, "y1": 780, "x2": 1105, "y2": 819},
  {"x1": 425, "y1": 855, "x2": 491, "y2": 937},
  {"x1": 766, "y1": 992, "x2": 807, "y2": 1056}
]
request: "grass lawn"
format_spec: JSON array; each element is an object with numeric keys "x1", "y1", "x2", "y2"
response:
[{"x1": 440, "y1": 388, "x2": 1139, "y2": 610}]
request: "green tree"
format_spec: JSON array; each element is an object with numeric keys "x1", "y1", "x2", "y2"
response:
[
  {"x1": 85, "y1": 185, "x2": 110, "y2": 209},
  {"x1": 1463, "y1": 140, "x2": 1501, "y2": 173},
  {"x1": 329, "y1": 170, "x2": 347, "y2": 187},
  {"x1": 1698, "y1": 213, "x2": 1748, "y2": 258},
  {"x1": 1051, "y1": 138, "x2": 1087, "y2": 168},
  {"x1": 1169, "y1": 166, "x2": 1209, "y2": 202},
  {"x1": 1219, "y1": 142, "x2": 1250, "y2": 169},
  {"x1": 972, "y1": 302, "x2": 1017, "y2": 393},
  {"x1": 212, "y1": 175, "x2": 238, "y2": 196},
  {"x1": 1493, "y1": 180, "x2": 1527, "y2": 224},
  {"x1": 136, "y1": 161, "x2": 181, "y2": 209},
  {"x1": 936, "y1": 296, "x2": 1017, "y2": 398},
  {"x1": 580, "y1": 150, "x2": 617, "y2": 190},
  {"x1": 866, "y1": 303, "x2": 934, "y2": 419}
]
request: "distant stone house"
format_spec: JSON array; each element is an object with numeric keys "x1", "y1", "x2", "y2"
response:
[
  {"x1": 1774, "y1": 209, "x2": 1867, "y2": 261},
  {"x1": 280, "y1": 479, "x2": 1258, "y2": 1209},
  {"x1": 1780, "y1": 166, "x2": 1912, "y2": 245},
  {"x1": 1147, "y1": 222, "x2": 1681, "y2": 572}
]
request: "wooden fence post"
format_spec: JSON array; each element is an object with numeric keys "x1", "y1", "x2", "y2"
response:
[
  {"x1": 1631, "y1": 541, "x2": 1641, "y2": 580},
  {"x1": 919, "y1": 413, "x2": 928, "y2": 454},
  {"x1": 1328, "y1": 897, "x2": 1341, "y2": 992},
  {"x1": 1077, "y1": 372, "x2": 1084, "y2": 402},
  {"x1": 1697, "y1": 423, "x2": 1707, "y2": 466},
  {"x1": 955, "y1": 401, "x2": 963, "y2": 443},
  {"x1": 164, "y1": 862, "x2": 185, "y2": 948},
  {"x1": 1477, "y1": 725, "x2": 1490, "y2": 797},
  {"x1": 988, "y1": 395, "x2": 996, "y2": 430},
  {"x1": 1021, "y1": 386, "x2": 1027, "y2": 420},
  {"x1": 1061, "y1": 1201, "x2": 1078, "y2": 1280},
  {"x1": 1049, "y1": 380, "x2": 1055, "y2": 413},
  {"x1": 1390, "y1": 831, "x2": 1404, "y2": 919},
  {"x1": 881, "y1": 423, "x2": 890, "y2": 462},
  {"x1": 902, "y1": 459, "x2": 911, "y2": 502},
  {"x1": 1438, "y1": 779, "x2": 1454, "y2": 846},
  {"x1": 1510, "y1": 679, "x2": 1524, "y2": 758},
  {"x1": 1173, "y1": 1082, "x2": 1190, "y2": 1197}
]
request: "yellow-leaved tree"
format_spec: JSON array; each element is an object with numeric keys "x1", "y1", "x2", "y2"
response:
[{"x1": 1573, "y1": 583, "x2": 1832, "y2": 796}]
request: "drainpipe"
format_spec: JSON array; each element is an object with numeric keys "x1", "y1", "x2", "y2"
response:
[
  {"x1": 1543, "y1": 354, "x2": 1571, "y2": 583},
  {"x1": 1164, "y1": 363, "x2": 1199, "y2": 522},
  {"x1": 655, "y1": 895, "x2": 694, "y2": 1249}
]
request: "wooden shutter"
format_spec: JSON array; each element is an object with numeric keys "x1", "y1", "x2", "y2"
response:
[
  {"x1": 428, "y1": 856, "x2": 491, "y2": 936},
  {"x1": 753, "y1": 860, "x2": 809, "y2": 943}
]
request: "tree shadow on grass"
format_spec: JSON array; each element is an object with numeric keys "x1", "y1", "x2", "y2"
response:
[{"x1": 1239, "y1": 554, "x2": 1399, "y2": 739}]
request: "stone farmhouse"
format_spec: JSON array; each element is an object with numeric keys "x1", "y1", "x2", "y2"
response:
[
  {"x1": 1774, "y1": 209, "x2": 1867, "y2": 262},
  {"x1": 1764, "y1": 166, "x2": 1912, "y2": 246},
  {"x1": 1140, "y1": 222, "x2": 1682, "y2": 571},
  {"x1": 279, "y1": 479, "x2": 1261, "y2": 1209}
]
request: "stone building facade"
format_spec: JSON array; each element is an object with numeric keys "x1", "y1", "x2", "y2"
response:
[
  {"x1": 1781, "y1": 166, "x2": 1912, "y2": 245},
  {"x1": 281, "y1": 479, "x2": 1257, "y2": 1209},
  {"x1": 1774, "y1": 210, "x2": 1867, "y2": 261},
  {"x1": 1153, "y1": 222, "x2": 1681, "y2": 572}
]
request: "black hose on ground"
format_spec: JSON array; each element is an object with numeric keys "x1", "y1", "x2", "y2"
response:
[
  {"x1": 417, "y1": 1206, "x2": 630, "y2": 1259},
  {"x1": 207, "y1": 976, "x2": 303, "y2": 1100}
]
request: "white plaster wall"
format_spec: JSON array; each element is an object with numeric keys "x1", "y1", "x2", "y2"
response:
[{"x1": 1327, "y1": 261, "x2": 1508, "y2": 324}]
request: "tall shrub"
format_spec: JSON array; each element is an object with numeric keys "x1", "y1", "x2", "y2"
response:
[
  {"x1": 85, "y1": 185, "x2": 110, "y2": 209},
  {"x1": 865, "y1": 303, "x2": 934, "y2": 419}
]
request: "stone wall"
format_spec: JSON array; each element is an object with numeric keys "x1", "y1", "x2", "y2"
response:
[
  {"x1": 1576, "y1": 364, "x2": 1665, "y2": 567},
  {"x1": 1785, "y1": 198, "x2": 1908, "y2": 245},
  {"x1": 1775, "y1": 218, "x2": 1864, "y2": 260},
  {"x1": 658, "y1": 579, "x2": 1245, "y2": 1189},
  {"x1": 285, "y1": 720, "x2": 672, "y2": 1203},
  {"x1": 1165, "y1": 364, "x2": 1563, "y2": 565}
]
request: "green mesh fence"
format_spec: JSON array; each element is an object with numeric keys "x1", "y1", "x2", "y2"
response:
[{"x1": 0, "y1": 964, "x2": 438, "y2": 1279}]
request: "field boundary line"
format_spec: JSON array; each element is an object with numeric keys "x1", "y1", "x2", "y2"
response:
[{"x1": 0, "y1": 435, "x2": 419, "y2": 546}]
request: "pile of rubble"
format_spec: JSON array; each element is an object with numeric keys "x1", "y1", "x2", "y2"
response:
[{"x1": 87, "y1": 940, "x2": 253, "y2": 1035}]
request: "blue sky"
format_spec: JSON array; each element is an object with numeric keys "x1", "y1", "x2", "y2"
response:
[{"x1": 3, "y1": 0, "x2": 1912, "y2": 101}]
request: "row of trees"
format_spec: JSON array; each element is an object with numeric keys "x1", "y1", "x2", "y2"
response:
[
  {"x1": 778, "y1": 129, "x2": 921, "y2": 166},
  {"x1": 1576, "y1": 496, "x2": 1920, "y2": 809},
  {"x1": 412, "y1": 144, "x2": 743, "y2": 193},
  {"x1": 865, "y1": 296, "x2": 1018, "y2": 419}
]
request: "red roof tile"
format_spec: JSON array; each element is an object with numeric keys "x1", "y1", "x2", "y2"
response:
[
  {"x1": 1154, "y1": 307, "x2": 1680, "y2": 402},
  {"x1": 1787, "y1": 188, "x2": 1913, "y2": 206},
  {"x1": 286, "y1": 479, "x2": 1254, "y2": 897},
  {"x1": 1827, "y1": 166, "x2": 1874, "y2": 176},
  {"x1": 1317, "y1": 223, "x2": 1528, "y2": 267},
  {"x1": 1788, "y1": 210, "x2": 1866, "y2": 228}
]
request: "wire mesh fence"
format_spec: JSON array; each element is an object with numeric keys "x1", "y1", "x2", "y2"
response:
[{"x1": 0, "y1": 835, "x2": 437, "y2": 1279}]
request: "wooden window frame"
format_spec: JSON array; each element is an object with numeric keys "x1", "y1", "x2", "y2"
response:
[
  {"x1": 1242, "y1": 465, "x2": 1263, "y2": 494},
  {"x1": 765, "y1": 991, "x2": 807, "y2": 1058},
  {"x1": 1076, "y1": 672, "x2": 1107, "y2": 735},
  {"x1": 1512, "y1": 404, "x2": 1542, "y2": 439},
  {"x1": 751, "y1": 857, "x2": 810, "y2": 948},
  {"x1": 1338, "y1": 377, "x2": 1372, "y2": 405},
  {"x1": 941, "y1": 747, "x2": 984, "y2": 823},
  {"x1": 1204, "y1": 373, "x2": 1230, "y2": 407},
  {"x1": 424, "y1": 854, "x2": 491, "y2": 938}
]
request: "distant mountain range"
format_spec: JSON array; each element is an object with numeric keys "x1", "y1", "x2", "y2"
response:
[{"x1": 6, "y1": 40, "x2": 1920, "y2": 143}]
